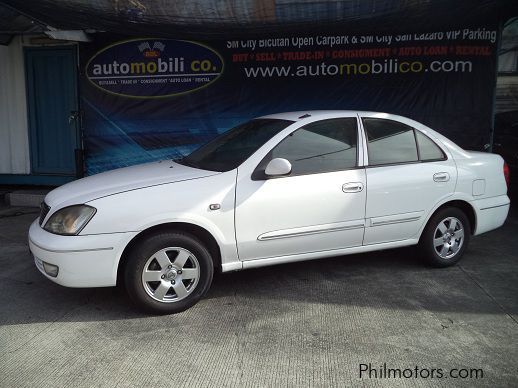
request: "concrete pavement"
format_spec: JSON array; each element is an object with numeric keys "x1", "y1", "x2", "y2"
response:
[{"x1": 0, "y1": 205, "x2": 517, "y2": 387}]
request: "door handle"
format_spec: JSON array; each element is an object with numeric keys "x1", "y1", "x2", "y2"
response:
[
  {"x1": 433, "y1": 172, "x2": 450, "y2": 182},
  {"x1": 342, "y1": 182, "x2": 364, "y2": 193}
]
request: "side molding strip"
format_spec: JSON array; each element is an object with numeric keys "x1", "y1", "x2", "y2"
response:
[
  {"x1": 30, "y1": 239, "x2": 114, "y2": 253},
  {"x1": 480, "y1": 202, "x2": 510, "y2": 211},
  {"x1": 258, "y1": 221, "x2": 365, "y2": 241},
  {"x1": 369, "y1": 211, "x2": 423, "y2": 227}
]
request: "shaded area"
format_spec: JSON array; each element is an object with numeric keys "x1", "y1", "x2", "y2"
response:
[{"x1": 1, "y1": 1, "x2": 516, "y2": 38}]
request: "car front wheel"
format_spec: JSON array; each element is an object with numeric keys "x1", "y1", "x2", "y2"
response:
[
  {"x1": 124, "y1": 231, "x2": 214, "y2": 314},
  {"x1": 419, "y1": 207, "x2": 471, "y2": 267}
]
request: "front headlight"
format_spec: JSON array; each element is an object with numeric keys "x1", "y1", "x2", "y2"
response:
[{"x1": 43, "y1": 205, "x2": 96, "y2": 235}]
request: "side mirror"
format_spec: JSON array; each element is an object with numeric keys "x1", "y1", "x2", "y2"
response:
[{"x1": 265, "y1": 158, "x2": 292, "y2": 177}]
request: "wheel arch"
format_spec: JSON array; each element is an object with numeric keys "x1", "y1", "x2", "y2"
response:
[
  {"x1": 420, "y1": 199, "x2": 476, "y2": 240},
  {"x1": 116, "y1": 222, "x2": 222, "y2": 286}
]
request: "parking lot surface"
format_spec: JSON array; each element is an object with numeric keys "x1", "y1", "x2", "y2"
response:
[{"x1": 0, "y1": 205, "x2": 517, "y2": 387}]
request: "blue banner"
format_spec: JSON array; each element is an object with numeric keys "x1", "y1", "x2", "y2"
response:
[{"x1": 80, "y1": 25, "x2": 498, "y2": 175}]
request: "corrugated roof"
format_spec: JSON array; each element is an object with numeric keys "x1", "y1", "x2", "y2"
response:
[{"x1": 0, "y1": 0, "x2": 516, "y2": 41}]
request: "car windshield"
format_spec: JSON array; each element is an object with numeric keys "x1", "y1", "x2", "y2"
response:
[{"x1": 177, "y1": 118, "x2": 294, "y2": 172}]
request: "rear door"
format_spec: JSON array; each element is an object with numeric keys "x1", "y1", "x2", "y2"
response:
[{"x1": 360, "y1": 115, "x2": 457, "y2": 245}]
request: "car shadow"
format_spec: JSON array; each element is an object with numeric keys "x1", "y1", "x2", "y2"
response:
[
  {"x1": 1, "y1": 207, "x2": 517, "y2": 327},
  {"x1": 1, "y1": 225, "x2": 517, "y2": 328}
]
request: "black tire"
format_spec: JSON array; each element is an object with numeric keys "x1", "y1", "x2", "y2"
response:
[
  {"x1": 124, "y1": 231, "x2": 214, "y2": 314},
  {"x1": 419, "y1": 207, "x2": 471, "y2": 267}
]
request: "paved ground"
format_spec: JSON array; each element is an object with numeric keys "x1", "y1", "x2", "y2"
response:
[{"x1": 0, "y1": 205, "x2": 517, "y2": 387}]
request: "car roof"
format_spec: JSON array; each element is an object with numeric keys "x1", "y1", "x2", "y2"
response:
[
  {"x1": 257, "y1": 110, "x2": 466, "y2": 157},
  {"x1": 258, "y1": 110, "x2": 382, "y2": 121}
]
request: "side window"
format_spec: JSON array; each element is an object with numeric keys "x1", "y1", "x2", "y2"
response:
[
  {"x1": 267, "y1": 118, "x2": 358, "y2": 176},
  {"x1": 363, "y1": 118, "x2": 418, "y2": 165},
  {"x1": 415, "y1": 130, "x2": 445, "y2": 161}
]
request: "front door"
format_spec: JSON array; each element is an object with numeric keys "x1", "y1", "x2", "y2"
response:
[
  {"x1": 235, "y1": 117, "x2": 366, "y2": 261},
  {"x1": 25, "y1": 46, "x2": 79, "y2": 176}
]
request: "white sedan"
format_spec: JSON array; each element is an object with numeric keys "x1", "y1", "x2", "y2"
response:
[{"x1": 29, "y1": 111, "x2": 510, "y2": 314}]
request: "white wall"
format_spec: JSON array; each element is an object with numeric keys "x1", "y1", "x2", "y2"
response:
[{"x1": 0, "y1": 36, "x2": 30, "y2": 174}]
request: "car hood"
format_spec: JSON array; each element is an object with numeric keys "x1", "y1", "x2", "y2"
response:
[{"x1": 45, "y1": 161, "x2": 220, "y2": 209}]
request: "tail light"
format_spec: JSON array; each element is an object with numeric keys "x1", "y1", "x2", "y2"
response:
[{"x1": 503, "y1": 161, "x2": 510, "y2": 188}]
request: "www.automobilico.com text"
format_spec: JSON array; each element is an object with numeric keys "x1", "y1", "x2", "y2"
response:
[{"x1": 225, "y1": 28, "x2": 496, "y2": 78}]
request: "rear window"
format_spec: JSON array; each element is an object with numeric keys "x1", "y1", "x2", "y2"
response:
[
  {"x1": 363, "y1": 118, "x2": 445, "y2": 165},
  {"x1": 363, "y1": 118, "x2": 418, "y2": 165},
  {"x1": 415, "y1": 130, "x2": 445, "y2": 161}
]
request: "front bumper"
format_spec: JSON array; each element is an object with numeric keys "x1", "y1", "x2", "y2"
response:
[{"x1": 28, "y1": 219, "x2": 138, "y2": 287}]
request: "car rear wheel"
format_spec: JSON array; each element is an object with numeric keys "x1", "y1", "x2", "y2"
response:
[
  {"x1": 124, "y1": 231, "x2": 213, "y2": 314},
  {"x1": 419, "y1": 207, "x2": 471, "y2": 267}
]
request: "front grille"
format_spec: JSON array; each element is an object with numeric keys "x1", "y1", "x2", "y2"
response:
[{"x1": 39, "y1": 202, "x2": 50, "y2": 226}]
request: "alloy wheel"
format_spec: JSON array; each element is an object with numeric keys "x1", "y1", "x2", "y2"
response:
[
  {"x1": 433, "y1": 217, "x2": 465, "y2": 259},
  {"x1": 141, "y1": 247, "x2": 200, "y2": 303}
]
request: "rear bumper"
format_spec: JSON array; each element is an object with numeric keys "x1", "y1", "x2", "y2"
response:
[
  {"x1": 28, "y1": 219, "x2": 138, "y2": 287},
  {"x1": 472, "y1": 195, "x2": 510, "y2": 236}
]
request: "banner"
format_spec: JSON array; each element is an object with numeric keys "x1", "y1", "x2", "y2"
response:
[{"x1": 80, "y1": 25, "x2": 498, "y2": 175}]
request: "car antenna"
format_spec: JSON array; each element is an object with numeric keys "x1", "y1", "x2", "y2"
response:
[{"x1": 299, "y1": 113, "x2": 311, "y2": 119}]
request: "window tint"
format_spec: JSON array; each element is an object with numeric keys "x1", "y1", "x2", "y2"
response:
[
  {"x1": 363, "y1": 118, "x2": 418, "y2": 165},
  {"x1": 415, "y1": 130, "x2": 445, "y2": 161},
  {"x1": 267, "y1": 118, "x2": 358, "y2": 176}
]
